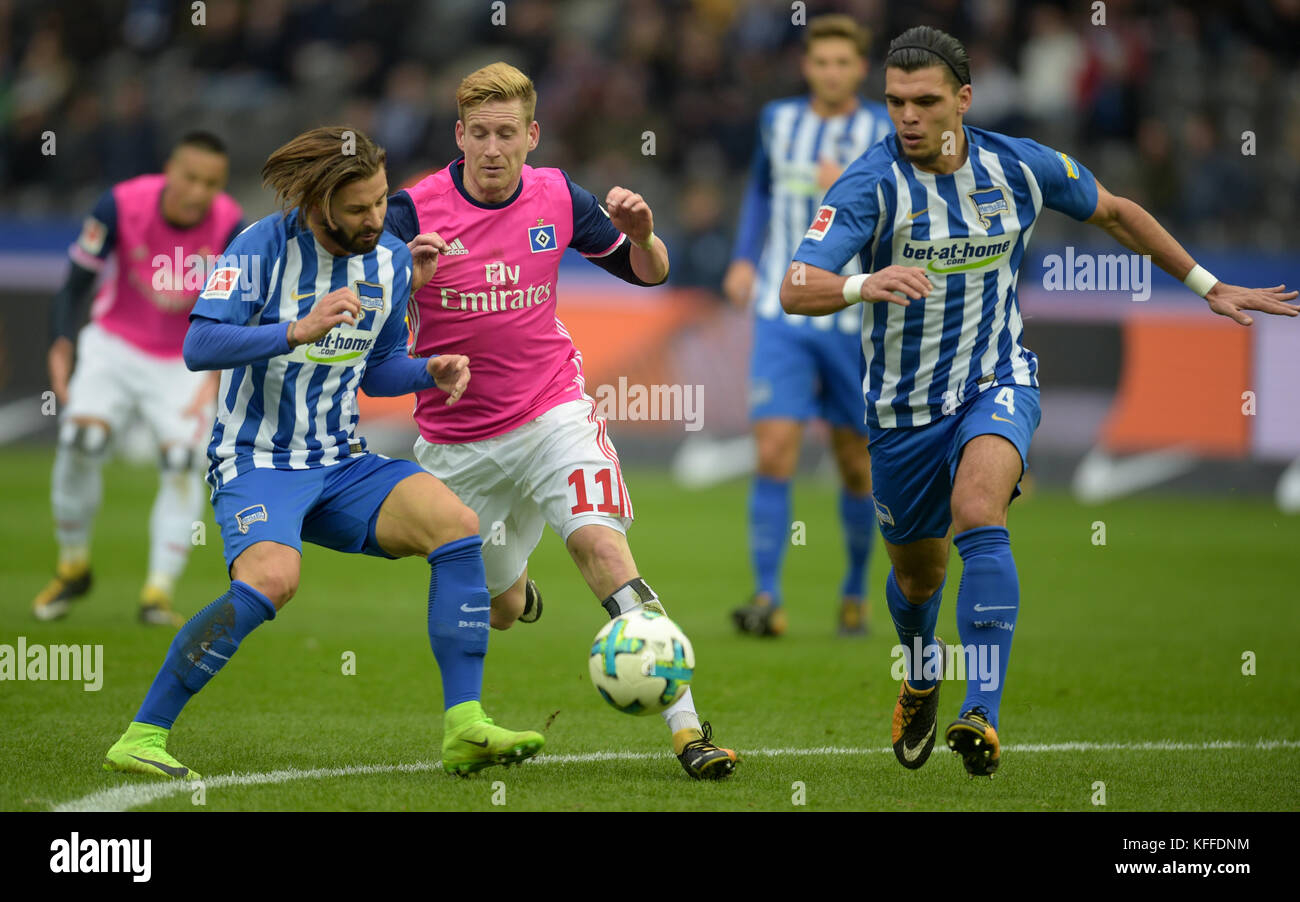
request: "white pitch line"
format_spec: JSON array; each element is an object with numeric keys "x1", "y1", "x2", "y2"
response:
[{"x1": 55, "y1": 739, "x2": 1300, "y2": 813}]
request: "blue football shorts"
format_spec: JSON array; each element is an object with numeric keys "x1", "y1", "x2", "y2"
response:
[
  {"x1": 866, "y1": 384, "x2": 1041, "y2": 545},
  {"x1": 749, "y1": 317, "x2": 867, "y2": 434},
  {"x1": 212, "y1": 452, "x2": 426, "y2": 569}
]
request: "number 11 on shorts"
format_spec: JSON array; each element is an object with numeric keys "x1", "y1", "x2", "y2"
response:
[{"x1": 568, "y1": 468, "x2": 623, "y2": 516}]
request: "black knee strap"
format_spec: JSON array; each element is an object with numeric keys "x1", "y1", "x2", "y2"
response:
[
  {"x1": 59, "y1": 421, "x2": 110, "y2": 456},
  {"x1": 160, "y1": 445, "x2": 196, "y2": 472}
]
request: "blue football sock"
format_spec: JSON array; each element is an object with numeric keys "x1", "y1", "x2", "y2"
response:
[
  {"x1": 886, "y1": 568, "x2": 944, "y2": 690},
  {"x1": 839, "y1": 489, "x2": 876, "y2": 600},
  {"x1": 135, "y1": 580, "x2": 277, "y2": 728},
  {"x1": 749, "y1": 476, "x2": 790, "y2": 604},
  {"x1": 427, "y1": 536, "x2": 489, "y2": 710},
  {"x1": 954, "y1": 526, "x2": 1019, "y2": 730}
]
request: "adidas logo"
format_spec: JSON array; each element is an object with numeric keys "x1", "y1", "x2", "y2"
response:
[{"x1": 444, "y1": 238, "x2": 469, "y2": 256}]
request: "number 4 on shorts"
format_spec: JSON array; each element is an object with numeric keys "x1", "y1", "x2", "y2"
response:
[
  {"x1": 567, "y1": 468, "x2": 622, "y2": 516},
  {"x1": 995, "y1": 386, "x2": 1015, "y2": 416}
]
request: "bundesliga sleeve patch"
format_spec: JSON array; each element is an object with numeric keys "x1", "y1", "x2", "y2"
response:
[
  {"x1": 201, "y1": 266, "x2": 241, "y2": 299},
  {"x1": 805, "y1": 204, "x2": 836, "y2": 241},
  {"x1": 77, "y1": 217, "x2": 107, "y2": 256}
]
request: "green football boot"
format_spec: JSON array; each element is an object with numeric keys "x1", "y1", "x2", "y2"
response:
[
  {"x1": 441, "y1": 701, "x2": 544, "y2": 776},
  {"x1": 103, "y1": 721, "x2": 202, "y2": 780}
]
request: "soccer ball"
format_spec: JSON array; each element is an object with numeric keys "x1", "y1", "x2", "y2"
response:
[{"x1": 588, "y1": 610, "x2": 694, "y2": 715}]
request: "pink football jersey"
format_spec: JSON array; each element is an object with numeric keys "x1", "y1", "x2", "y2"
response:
[
  {"x1": 72, "y1": 174, "x2": 242, "y2": 358},
  {"x1": 403, "y1": 162, "x2": 625, "y2": 443}
]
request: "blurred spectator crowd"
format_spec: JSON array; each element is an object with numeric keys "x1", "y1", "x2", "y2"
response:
[{"x1": 2, "y1": 0, "x2": 1298, "y2": 290}]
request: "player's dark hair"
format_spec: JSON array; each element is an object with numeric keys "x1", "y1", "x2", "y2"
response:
[
  {"x1": 885, "y1": 26, "x2": 970, "y2": 89},
  {"x1": 803, "y1": 14, "x2": 871, "y2": 57},
  {"x1": 261, "y1": 126, "x2": 387, "y2": 227},
  {"x1": 172, "y1": 130, "x2": 228, "y2": 156}
]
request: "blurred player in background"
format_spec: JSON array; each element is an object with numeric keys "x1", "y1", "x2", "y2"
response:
[
  {"x1": 35, "y1": 132, "x2": 243, "y2": 626},
  {"x1": 386, "y1": 63, "x2": 737, "y2": 780},
  {"x1": 783, "y1": 25, "x2": 1298, "y2": 778},
  {"x1": 726, "y1": 16, "x2": 892, "y2": 639},
  {"x1": 104, "y1": 127, "x2": 543, "y2": 779}
]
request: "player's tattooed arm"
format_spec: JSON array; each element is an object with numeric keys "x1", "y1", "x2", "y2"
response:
[
  {"x1": 1087, "y1": 181, "x2": 1298, "y2": 325},
  {"x1": 606, "y1": 187, "x2": 668, "y2": 284},
  {"x1": 781, "y1": 261, "x2": 929, "y2": 315}
]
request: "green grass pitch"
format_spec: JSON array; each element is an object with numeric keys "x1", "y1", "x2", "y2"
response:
[{"x1": 1, "y1": 446, "x2": 1296, "y2": 811}]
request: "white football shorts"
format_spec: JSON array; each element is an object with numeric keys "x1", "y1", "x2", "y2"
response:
[
  {"x1": 414, "y1": 399, "x2": 634, "y2": 597},
  {"x1": 64, "y1": 322, "x2": 211, "y2": 449}
]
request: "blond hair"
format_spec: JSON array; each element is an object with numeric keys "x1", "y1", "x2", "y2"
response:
[
  {"x1": 457, "y1": 62, "x2": 537, "y2": 123},
  {"x1": 804, "y1": 14, "x2": 871, "y2": 57},
  {"x1": 261, "y1": 126, "x2": 387, "y2": 225}
]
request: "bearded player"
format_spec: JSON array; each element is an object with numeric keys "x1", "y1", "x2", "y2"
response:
[
  {"x1": 385, "y1": 63, "x2": 737, "y2": 780},
  {"x1": 103, "y1": 126, "x2": 543, "y2": 779},
  {"x1": 726, "y1": 14, "x2": 892, "y2": 639},
  {"x1": 36, "y1": 132, "x2": 242, "y2": 626},
  {"x1": 783, "y1": 26, "x2": 1298, "y2": 777}
]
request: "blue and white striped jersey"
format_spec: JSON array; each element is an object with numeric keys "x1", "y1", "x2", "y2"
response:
[
  {"x1": 192, "y1": 210, "x2": 413, "y2": 490},
  {"x1": 793, "y1": 125, "x2": 1099, "y2": 429},
  {"x1": 733, "y1": 96, "x2": 893, "y2": 334}
]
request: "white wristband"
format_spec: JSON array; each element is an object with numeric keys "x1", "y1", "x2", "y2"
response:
[
  {"x1": 842, "y1": 274, "x2": 868, "y2": 304},
  {"x1": 1183, "y1": 264, "x2": 1218, "y2": 298}
]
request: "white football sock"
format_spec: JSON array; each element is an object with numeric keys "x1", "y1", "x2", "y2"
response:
[
  {"x1": 51, "y1": 436, "x2": 104, "y2": 567},
  {"x1": 147, "y1": 466, "x2": 203, "y2": 593},
  {"x1": 663, "y1": 687, "x2": 702, "y2": 734}
]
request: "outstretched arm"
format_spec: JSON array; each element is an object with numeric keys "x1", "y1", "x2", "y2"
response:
[
  {"x1": 780, "y1": 261, "x2": 930, "y2": 316},
  {"x1": 1087, "y1": 182, "x2": 1298, "y2": 325},
  {"x1": 184, "y1": 289, "x2": 362, "y2": 371},
  {"x1": 358, "y1": 270, "x2": 467, "y2": 404}
]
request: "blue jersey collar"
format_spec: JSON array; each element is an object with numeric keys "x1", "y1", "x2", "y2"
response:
[{"x1": 450, "y1": 157, "x2": 524, "y2": 209}]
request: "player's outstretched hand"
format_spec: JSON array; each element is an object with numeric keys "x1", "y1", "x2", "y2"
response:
[
  {"x1": 606, "y1": 187, "x2": 653, "y2": 246},
  {"x1": 723, "y1": 260, "x2": 756, "y2": 309},
  {"x1": 48, "y1": 336, "x2": 73, "y2": 405},
  {"x1": 1205, "y1": 283, "x2": 1299, "y2": 326},
  {"x1": 861, "y1": 265, "x2": 933, "y2": 306},
  {"x1": 290, "y1": 288, "x2": 362, "y2": 346},
  {"x1": 428, "y1": 354, "x2": 470, "y2": 405},
  {"x1": 409, "y1": 232, "x2": 449, "y2": 293}
]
